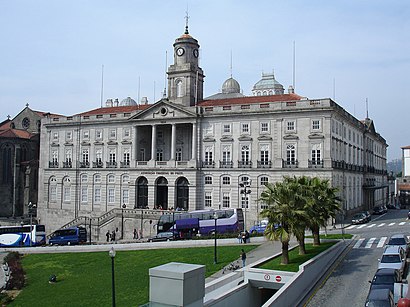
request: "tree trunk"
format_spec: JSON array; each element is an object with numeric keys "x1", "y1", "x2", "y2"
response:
[
  {"x1": 281, "y1": 240, "x2": 289, "y2": 265},
  {"x1": 296, "y1": 233, "x2": 306, "y2": 255},
  {"x1": 311, "y1": 225, "x2": 321, "y2": 246}
]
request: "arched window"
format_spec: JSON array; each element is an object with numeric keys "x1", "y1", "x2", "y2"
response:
[
  {"x1": 136, "y1": 177, "x2": 148, "y2": 208},
  {"x1": 62, "y1": 177, "x2": 71, "y2": 202},
  {"x1": 49, "y1": 176, "x2": 57, "y2": 202},
  {"x1": 176, "y1": 79, "x2": 183, "y2": 98}
]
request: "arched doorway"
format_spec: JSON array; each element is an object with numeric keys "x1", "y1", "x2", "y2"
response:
[
  {"x1": 155, "y1": 177, "x2": 168, "y2": 209},
  {"x1": 176, "y1": 177, "x2": 189, "y2": 210},
  {"x1": 136, "y1": 177, "x2": 148, "y2": 208}
]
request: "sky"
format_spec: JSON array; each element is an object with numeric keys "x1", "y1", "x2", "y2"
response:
[{"x1": 0, "y1": 1, "x2": 409, "y2": 160}]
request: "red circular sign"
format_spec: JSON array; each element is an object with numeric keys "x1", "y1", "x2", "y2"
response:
[
  {"x1": 264, "y1": 274, "x2": 270, "y2": 281},
  {"x1": 275, "y1": 275, "x2": 282, "y2": 282}
]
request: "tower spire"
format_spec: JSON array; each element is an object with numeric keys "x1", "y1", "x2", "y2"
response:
[{"x1": 184, "y1": 9, "x2": 190, "y2": 34}]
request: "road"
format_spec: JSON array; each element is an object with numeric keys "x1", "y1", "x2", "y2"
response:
[{"x1": 306, "y1": 209, "x2": 409, "y2": 307}]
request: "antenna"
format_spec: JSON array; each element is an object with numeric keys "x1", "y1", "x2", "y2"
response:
[
  {"x1": 100, "y1": 64, "x2": 104, "y2": 108},
  {"x1": 230, "y1": 50, "x2": 233, "y2": 78},
  {"x1": 185, "y1": 7, "x2": 190, "y2": 34},
  {"x1": 292, "y1": 41, "x2": 296, "y2": 89},
  {"x1": 137, "y1": 76, "x2": 141, "y2": 106},
  {"x1": 366, "y1": 98, "x2": 369, "y2": 118},
  {"x1": 163, "y1": 50, "x2": 168, "y2": 98},
  {"x1": 153, "y1": 81, "x2": 156, "y2": 102},
  {"x1": 333, "y1": 77, "x2": 336, "y2": 100}
]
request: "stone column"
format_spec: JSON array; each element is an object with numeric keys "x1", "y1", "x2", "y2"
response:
[
  {"x1": 151, "y1": 125, "x2": 156, "y2": 161},
  {"x1": 171, "y1": 124, "x2": 176, "y2": 160},
  {"x1": 191, "y1": 123, "x2": 197, "y2": 161}
]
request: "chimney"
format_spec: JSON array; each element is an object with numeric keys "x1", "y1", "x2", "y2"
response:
[
  {"x1": 141, "y1": 97, "x2": 148, "y2": 105},
  {"x1": 288, "y1": 85, "x2": 295, "y2": 94},
  {"x1": 105, "y1": 99, "x2": 113, "y2": 107},
  {"x1": 114, "y1": 98, "x2": 119, "y2": 106}
]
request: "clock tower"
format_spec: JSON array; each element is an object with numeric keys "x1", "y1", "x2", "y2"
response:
[{"x1": 167, "y1": 20, "x2": 204, "y2": 106}]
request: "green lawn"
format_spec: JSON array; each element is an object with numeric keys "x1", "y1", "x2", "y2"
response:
[
  {"x1": 258, "y1": 241, "x2": 337, "y2": 272},
  {"x1": 10, "y1": 245, "x2": 257, "y2": 307}
]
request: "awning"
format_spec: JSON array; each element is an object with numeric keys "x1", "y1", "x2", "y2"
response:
[{"x1": 176, "y1": 218, "x2": 199, "y2": 230}]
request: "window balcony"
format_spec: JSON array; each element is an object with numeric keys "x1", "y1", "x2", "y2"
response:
[
  {"x1": 308, "y1": 159, "x2": 324, "y2": 168},
  {"x1": 120, "y1": 161, "x2": 130, "y2": 168},
  {"x1": 219, "y1": 161, "x2": 233, "y2": 168},
  {"x1": 63, "y1": 160, "x2": 72, "y2": 168},
  {"x1": 79, "y1": 161, "x2": 90, "y2": 168},
  {"x1": 282, "y1": 159, "x2": 298, "y2": 168},
  {"x1": 257, "y1": 160, "x2": 272, "y2": 168},
  {"x1": 106, "y1": 161, "x2": 117, "y2": 168},
  {"x1": 202, "y1": 161, "x2": 215, "y2": 168},
  {"x1": 238, "y1": 161, "x2": 252, "y2": 168},
  {"x1": 92, "y1": 160, "x2": 103, "y2": 168},
  {"x1": 49, "y1": 161, "x2": 59, "y2": 168}
]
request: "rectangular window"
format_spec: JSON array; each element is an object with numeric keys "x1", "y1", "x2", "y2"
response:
[
  {"x1": 109, "y1": 149, "x2": 116, "y2": 163},
  {"x1": 204, "y1": 124, "x2": 213, "y2": 136},
  {"x1": 123, "y1": 150, "x2": 130, "y2": 165},
  {"x1": 82, "y1": 149, "x2": 89, "y2": 163},
  {"x1": 241, "y1": 145, "x2": 250, "y2": 162},
  {"x1": 83, "y1": 130, "x2": 90, "y2": 139},
  {"x1": 286, "y1": 144, "x2": 296, "y2": 163},
  {"x1": 95, "y1": 149, "x2": 102, "y2": 163},
  {"x1": 286, "y1": 121, "x2": 295, "y2": 132},
  {"x1": 176, "y1": 148, "x2": 182, "y2": 161},
  {"x1": 312, "y1": 120, "x2": 320, "y2": 130},
  {"x1": 140, "y1": 148, "x2": 146, "y2": 161},
  {"x1": 53, "y1": 132, "x2": 59, "y2": 141},
  {"x1": 204, "y1": 146, "x2": 213, "y2": 163},
  {"x1": 50, "y1": 186, "x2": 57, "y2": 202},
  {"x1": 222, "y1": 146, "x2": 231, "y2": 162},
  {"x1": 63, "y1": 187, "x2": 71, "y2": 202},
  {"x1": 124, "y1": 128, "x2": 130, "y2": 138},
  {"x1": 205, "y1": 192, "x2": 212, "y2": 207},
  {"x1": 222, "y1": 193, "x2": 230, "y2": 208},
  {"x1": 66, "y1": 131, "x2": 72, "y2": 141},
  {"x1": 108, "y1": 188, "x2": 115, "y2": 203},
  {"x1": 222, "y1": 176, "x2": 231, "y2": 185},
  {"x1": 81, "y1": 187, "x2": 88, "y2": 203},
  {"x1": 222, "y1": 124, "x2": 231, "y2": 134},
  {"x1": 52, "y1": 150, "x2": 58, "y2": 163},
  {"x1": 94, "y1": 188, "x2": 101, "y2": 203},
  {"x1": 156, "y1": 149, "x2": 163, "y2": 161},
  {"x1": 260, "y1": 122, "x2": 269, "y2": 133},
  {"x1": 109, "y1": 129, "x2": 116, "y2": 139},
  {"x1": 157, "y1": 131, "x2": 163, "y2": 139},
  {"x1": 96, "y1": 130, "x2": 103, "y2": 140},
  {"x1": 260, "y1": 146, "x2": 269, "y2": 162},
  {"x1": 205, "y1": 176, "x2": 213, "y2": 184},
  {"x1": 122, "y1": 189, "x2": 129, "y2": 204},
  {"x1": 241, "y1": 123, "x2": 250, "y2": 134}
]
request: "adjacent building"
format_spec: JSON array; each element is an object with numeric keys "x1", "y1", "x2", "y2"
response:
[{"x1": 37, "y1": 25, "x2": 388, "y2": 234}]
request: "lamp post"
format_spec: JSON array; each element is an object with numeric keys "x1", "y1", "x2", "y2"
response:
[
  {"x1": 239, "y1": 180, "x2": 251, "y2": 231},
  {"x1": 121, "y1": 204, "x2": 126, "y2": 240},
  {"x1": 213, "y1": 212, "x2": 218, "y2": 264},
  {"x1": 109, "y1": 247, "x2": 116, "y2": 307},
  {"x1": 28, "y1": 202, "x2": 36, "y2": 247}
]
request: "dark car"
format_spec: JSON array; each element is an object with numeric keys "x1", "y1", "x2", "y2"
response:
[
  {"x1": 352, "y1": 212, "x2": 368, "y2": 225},
  {"x1": 365, "y1": 288, "x2": 394, "y2": 307},
  {"x1": 147, "y1": 232, "x2": 179, "y2": 242},
  {"x1": 373, "y1": 206, "x2": 385, "y2": 215},
  {"x1": 386, "y1": 203, "x2": 397, "y2": 209},
  {"x1": 368, "y1": 268, "x2": 402, "y2": 292},
  {"x1": 364, "y1": 211, "x2": 372, "y2": 222}
]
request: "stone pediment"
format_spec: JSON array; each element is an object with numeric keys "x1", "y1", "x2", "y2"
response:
[
  {"x1": 238, "y1": 135, "x2": 253, "y2": 141},
  {"x1": 129, "y1": 99, "x2": 197, "y2": 121},
  {"x1": 308, "y1": 133, "x2": 324, "y2": 139},
  {"x1": 220, "y1": 136, "x2": 234, "y2": 142},
  {"x1": 203, "y1": 137, "x2": 215, "y2": 142},
  {"x1": 283, "y1": 134, "x2": 299, "y2": 140},
  {"x1": 257, "y1": 135, "x2": 273, "y2": 141}
]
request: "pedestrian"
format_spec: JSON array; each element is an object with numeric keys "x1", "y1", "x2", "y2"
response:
[
  {"x1": 138, "y1": 229, "x2": 143, "y2": 239},
  {"x1": 237, "y1": 232, "x2": 242, "y2": 244},
  {"x1": 242, "y1": 232, "x2": 246, "y2": 244},
  {"x1": 241, "y1": 249, "x2": 247, "y2": 268},
  {"x1": 106, "y1": 230, "x2": 111, "y2": 242},
  {"x1": 245, "y1": 230, "x2": 250, "y2": 243},
  {"x1": 111, "y1": 230, "x2": 116, "y2": 242},
  {"x1": 133, "y1": 228, "x2": 137, "y2": 239}
]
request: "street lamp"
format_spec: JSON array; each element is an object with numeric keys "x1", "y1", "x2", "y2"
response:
[
  {"x1": 213, "y1": 212, "x2": 218, "y2": 264},
  {"x1": 121, "y1": 204, "x2": 126, "y2": 240},
  {"x1": 239, "y1": 180, "x2": 252, "y2": 231},
  {"x1": 109, "y1": 247, "x2": 116, "y2": 307},
  {"x1": 28, "y1": 202, "x2": 37, "y2": 247}
]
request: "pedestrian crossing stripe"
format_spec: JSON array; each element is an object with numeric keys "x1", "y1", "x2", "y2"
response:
[
  {"x1": 388, "y1": 223, "x2": 396, "y2": 226},
  {"x1": 346, "y1": 221, "x2": 408, "y2": 230},
  {"x1": 377, "y1": 223, "x2": 385, "y2": 227},
  {"x1": 353, "y1": 237, "x2": 388, "y2": 249},
  {"x1": 377, "y1": 237, "x2": 387, "y2": 248},
  {"x1": 353, "y1": 238, "x2": 365, "y2": 249},
  {"x1": 399, "y1": 222, "x2": 406, "y2": 225}
]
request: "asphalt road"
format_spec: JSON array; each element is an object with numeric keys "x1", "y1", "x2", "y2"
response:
[{"x1": 306, "y1": 209, "x2": 409, "y2": 307}]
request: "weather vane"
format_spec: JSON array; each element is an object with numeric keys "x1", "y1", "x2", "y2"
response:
[{"x1": 184, "y1": 8, "x2": 190, "y2": 34}]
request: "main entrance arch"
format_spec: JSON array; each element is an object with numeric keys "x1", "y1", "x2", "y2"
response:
[
  {"x1": 155, "y1": 177, "x2": 168, "y2": 209},
  {"x1": 176, "y1": 177, "x2": 189, "y2": 210}
]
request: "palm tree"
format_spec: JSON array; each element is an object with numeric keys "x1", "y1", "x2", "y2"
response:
[{"x1": 260, "y1": 179, "x2": 306, "y2": 263}]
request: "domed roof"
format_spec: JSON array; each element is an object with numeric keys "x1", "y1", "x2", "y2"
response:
[
  {"x1": 222, "y1": 77, "x2": 241, "y2": 94},
  {"x1": 120, "y1": 97, "x2": 137, "y2": 106},
  {"x1": 253, "y1": 72, "x2": 283, "y2": 90}
]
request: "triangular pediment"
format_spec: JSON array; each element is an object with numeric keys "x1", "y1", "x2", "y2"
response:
[
  {"x1": 283, "y1": 134, "x2": 299, "y2": 140},
  {"x1": 308, "y1": 133, "x2": 324, "y2": 139},
  {"x1": 129, "y1": 99, "x2": 197, "y2": 121}
]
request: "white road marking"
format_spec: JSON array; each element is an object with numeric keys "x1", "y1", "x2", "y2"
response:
[
  {"x1": 357, "y1": 225, "x2": 367, "y2": 229},
  {"x1": 365, "y1": 238, "x2": 376, "y2": 248},
  {"x1": 346, "y1": 225, "x2": 356, "y2": 230},
  {"x1": 377, "y1": 223, "x2": 385, "y2": 227},
  {"x1": 399, "y1": 222, "x2": 406, "y2": 226},
  {"x1": 388, "y1": 223, "x2": 396, "y2": 226},
  {"x1": 353, "y1": 238, "x2": 365, "y2": 249},
  {"x1": 377, "y1": 237, "x2": 387, "y2": 248},
  {"x1": 367, "y1": 224, "x2": 376, "y2": 228}
]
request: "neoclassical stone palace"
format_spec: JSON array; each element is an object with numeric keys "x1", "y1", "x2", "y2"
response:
[{"x1": 38, "y1": 24, "x2": 388, "y2": 235}]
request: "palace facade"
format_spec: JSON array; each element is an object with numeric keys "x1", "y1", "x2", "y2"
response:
[{"x1": 38, "y1": 25, "x2": 388, "y2": 234}]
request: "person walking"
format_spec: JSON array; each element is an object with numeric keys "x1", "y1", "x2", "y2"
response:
[
  {"x1": 106, "y1": 230, "x2": 111, "y2": 242},
  {"x1": 241, "y1": 249, "x2": 247, "y2": 268},
  {"x1": 133, "y1": 228, "x2": 137, "y2": 239},
  {"x1": 111, "y1": 230, "x2": 116, "y2": 243}
]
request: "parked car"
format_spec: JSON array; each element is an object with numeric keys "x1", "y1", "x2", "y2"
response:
[
  {"x1": 364, "y1": 211, "x2": 372, "y2": 222},
  {"x1": 368, "y1": 268, "x2": 402, "y2": 292},
  {"x1": 249, "y1": 220, "x2": 268, "y2": 234},
  {"x1": 365, "y1": 288, "x2": 395, "y2": 307},
  {"x1": 373, "y1": 206, "x2": 385, "y2": 215},
  {"x1": 352, "y1": 212, "x2": 368, "y2": 224},
  {"x1": 386, "y1": 234, "x2": 410, "y2": 255},
  {"x1": 378, "y1": 246, "x2": 407, "y2": 275},
  {"x1": 386, "y1": 203, "x2": 397, "y2": 209},
  {"x1": 147, "y1": 232, "x2": 179, "y2": 242}
]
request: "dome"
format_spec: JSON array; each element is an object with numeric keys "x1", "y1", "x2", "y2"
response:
[
  {"x1": 252, "y1": 72, "x2": 284, "y2": 95},
  {"x1": 222, "y1": 77, "x2": 241, "y2": 94},
  {"x1": 120, "y1": 97, "x2": 137, "y2": 106}
]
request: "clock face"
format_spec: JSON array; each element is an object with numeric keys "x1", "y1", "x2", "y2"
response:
[
  {"x1": 22, "y1": 117, "x2": 30, "y2": 129},
  {"x1": 193, "y1": 49, "x2": 199, "y2": 58},
  {"x1": 176, "y1": 47, "x2": 185, "y2": 56}
]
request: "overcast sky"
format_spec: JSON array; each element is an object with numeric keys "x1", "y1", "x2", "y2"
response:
[{"x1": 0, "y1": 1, "x2": 408, "y2": 160}]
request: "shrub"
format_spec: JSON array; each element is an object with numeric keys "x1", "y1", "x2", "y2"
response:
[{"x1": 4, "y1": 252, "x2": 25, "y2": 290}]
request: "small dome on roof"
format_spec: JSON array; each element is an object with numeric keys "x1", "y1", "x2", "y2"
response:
[
  {"x1": 252, "y1": 72, "x2": 284, "y2": 95},
  {"x1": 120, "y1": 97, "x2": 137, "y2": 106},
  {"x1": 222, "y1": 77, "x2": 241, "y2": 94}
]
